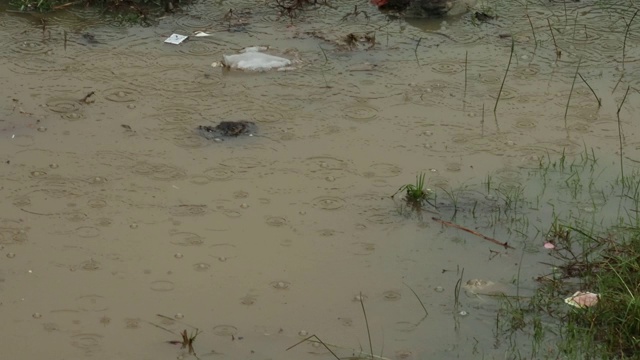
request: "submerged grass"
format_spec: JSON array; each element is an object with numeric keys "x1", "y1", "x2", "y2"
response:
[
  {"x1": 500, "y1": 153, "x2": 640, "y2": 359},
  {"x1": 394, "y1": 147, "x2": 640, "y2": 358}
]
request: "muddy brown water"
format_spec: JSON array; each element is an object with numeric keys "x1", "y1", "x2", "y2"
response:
[{"x1": 1, "y1": 1, "x2": 639, "y2": 359}]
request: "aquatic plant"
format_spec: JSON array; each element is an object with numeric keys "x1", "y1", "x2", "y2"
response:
[
  {"x1": 392, "y1": 172, "x2": 431, "y2": 206},
  {"x1": 489, "y1": 150, "x2": 640, "y2": 359}
]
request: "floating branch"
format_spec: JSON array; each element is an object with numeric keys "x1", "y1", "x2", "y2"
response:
[{"x1": 432, "y1": 217, "x2": 515, "y2": 249}]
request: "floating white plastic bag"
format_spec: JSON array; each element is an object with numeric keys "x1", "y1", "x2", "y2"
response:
[
  {"x1": 221, "y1": 47, "x2": 292, "y2": 71},
  {"x1": 164, "y1": 33, "x2": 188, "y2": 45}
]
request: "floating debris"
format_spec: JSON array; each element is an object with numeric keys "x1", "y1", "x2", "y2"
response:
[
  {"x1": 164, "y1": 34, "x2": 188, "y2": 45},
  {"x1": 197, "y1": 121, "x2": 256, "y2": 140},
  {"x1": 221, "y1": 47, "x2": 293, "y2": 71},
  {"x1": 474, "y1": 11, "x2": 495, "y2": 22},
  {"x1": 463, "y1": 279, "x2": 506, "y2": 296},
  {"x1": 193, "y1": 31, "x2": 213, "y2": 37}
]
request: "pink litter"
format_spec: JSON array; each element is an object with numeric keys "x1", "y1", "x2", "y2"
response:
[{"x1": 564, "y1": 291, "x2": 599, "y2": 308}]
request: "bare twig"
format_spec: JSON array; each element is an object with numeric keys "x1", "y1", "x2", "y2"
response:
[{"x1": 432, "y1": 217, "x2": 515, "y2": 249}]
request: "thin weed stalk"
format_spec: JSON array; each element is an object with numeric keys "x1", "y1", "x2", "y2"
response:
[
  {"x1": 359, "y1": 293, "x2": 374, "y2": 360},
  {"x1": 481, "y1": 103, "x2": 485, "y2": 135},
  {"x1": 464, "y1": 50, "x2": 468, "y2": 109},
  {"x1": 286, "y1": 335, "x2": 341, "y2": 360},
  {"x1": 564, "y1": 57, "x2": 582, "y2": 124},
  {"x1": 622, "y1": 9, "x2": 639, "y2": 70},
  {"x1": 616, "y1": 86, "x2": 630, "y2": 186},
  {"x1": 577, "y1": 72, "x2": 601, "y2": 107},
  {"x1": 494, "y1": 38, "x2": 514, "y2": 114},
  {"x1": 454, "y1": 268, "x2": 465, "y2": 310},
  {"x1": 515, "y1": 247, "x2": 525, "y2": 302},
  {"x1": 403, "y1": 282, "x2": 428, "y2": 317},
  {"x1": 526, "y1": 13, "x2": 537, "y2": 45},
  {"x1": 318, "y1": 44, "x2": 328, "y2": 63},
  {"x1": 547, "y1": 18, "x2": 561, "y2": 59},
  {"x1": 414, "y1": 37, "x2": 422, "y2": 66}
]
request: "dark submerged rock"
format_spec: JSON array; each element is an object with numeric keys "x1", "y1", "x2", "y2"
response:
[{"x1": 197, "y1": 121, "x2": 256, "y2": 140}]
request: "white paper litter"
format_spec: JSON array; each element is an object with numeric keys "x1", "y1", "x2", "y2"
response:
[
  {"x1": 164, "y1": 33, "x2": 188, "y2": 45},
  {"x1": 193, "y1": 31, "x2": 213, "y2": 37},
  {"x1": 221, "y1": 47, "x2": 292, "y2": 71}
]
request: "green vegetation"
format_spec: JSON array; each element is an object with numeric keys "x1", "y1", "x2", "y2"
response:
[
  {"x1": 501, "y1": 153, "x2": 640, "y2": 359},
  {"x1": 392, "y1": 172, "x2": 433, "y2": 207},
  {"x1": 396, "y1": 148, "x2": 640, "y2": 358}
]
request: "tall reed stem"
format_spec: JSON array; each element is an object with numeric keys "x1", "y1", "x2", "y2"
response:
[{"x1": 494, "y1": 38, "x2": 514, "y2": 114}]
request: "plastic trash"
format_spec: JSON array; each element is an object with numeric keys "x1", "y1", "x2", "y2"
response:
[
  {"x1": 221, "y1": 47, "x2": 292, "y2": 71},
  {"x1": 564, "y1": 291, "x2": 599, "y2": 308},
  {"x1": 194, "y1": 31, "x2": 213, "y2": 37},
  {"x1": 164, "y1": 34, "x2": 188, "y2": 45}
]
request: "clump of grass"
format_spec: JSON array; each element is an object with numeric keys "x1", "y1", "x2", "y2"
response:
[
  {"x1": 483, "y1": 147, "x2": 640, "y2": 358},
  {"x1": 496, "y1": 198, "x2": 640, "y2": 358},
  {"x1": 391, "y1": 172, "x2": 433, "y2": 208},
  {"x1": 541, "y1": 224, "x2": 640, "y2": 358}
]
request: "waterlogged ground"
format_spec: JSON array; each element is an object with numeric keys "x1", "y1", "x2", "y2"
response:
[{"x1": 1, "y1": 0, "x2": 640, "y2": 359}]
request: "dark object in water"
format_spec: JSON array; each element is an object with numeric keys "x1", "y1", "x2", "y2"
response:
[
  {"x1": 370, "y1": 0, "x2": 476, "y2": 17},
  {"x1": 197, "y1": 121, "x2": 256, "y2": 139},
  {"x1": 473, "y1": 11, "x2": 494, "y2": 22},
  {"x1": 79, "y1": 33, "x2": 102, "y2": 46}
]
